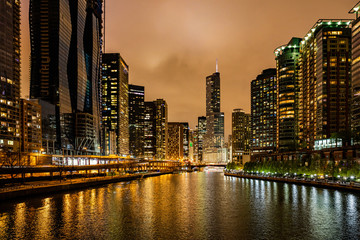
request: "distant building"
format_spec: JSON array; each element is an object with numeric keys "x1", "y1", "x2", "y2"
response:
[
  {"x1": 102, "y1": 53, "x2": 129, "y2": 156},
  {"x1": 143, "y1": 99, "x2": 168, "y2": 160},
  {"x1": 232, "y1": 109, "x2": 251, "y2": 166},
  {"x1": 227, "y1": 135, "x2": 232, "y2": 162},
  {"x1": 251, "y1": 69, "x2": 277, "y2": 153},
  {"x1": 180, "y1": 122, "x2": 190, "y2": 160},
  {"x1": 203, "y1": 64, "x2": 225, "y2": 163},
  {"x1": 189, "y1": 129, "x2": 198, "y2": 162},
  {"x1": 154, "y1": 99, "x2": 168, "y2": 160},
  {"x1": 167, "y1": 123, "x2": 184, "y2": 160},
  {"x1": 299, "y1": 19, "x2": 352, "y2": 149},
  {"x1": 144, "y1": 102, "x2": 156, "y2": 160},
  {"x1": 197, "y1": 116, "x2": 206, "y2": 162},
  {"x1": 29, "y1": 0, "x2": 103, "y2": 155},
  {"x1": 0, "y1": 0, "x2": 21, "y2": 152},
  {"x1": 129, "y1": 84, "x2": 145, "y2": 158},
  {"x1": 20, "y1": 99, "x2": 42, "y2": 154},
  {"x1": 274, "y1": 38, "x2": 302, "y2": 152}
]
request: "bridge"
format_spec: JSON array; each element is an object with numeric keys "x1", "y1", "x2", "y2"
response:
[{"x1": 189, "y1": 163, "x2": 227, "y2": 168}]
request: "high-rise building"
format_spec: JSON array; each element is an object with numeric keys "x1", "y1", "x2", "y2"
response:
[
  {"x1": 143, "y1": 99, "x2": 168, "y2": 160},
  {"x1": 232, "y1": 109, "x2": 251, "y2": 165},
  {"x1": 203, "y1": 64, "x2": 225, "y2": 163},
  {"x1": 144, "y1": 102, "x2": 156, "y2": 160},
  {"x1": 251, "y1": 69, "x2": 277, "y2": 153},
  {"x1": 129, "y1": 84, "x2": 145, "y2": 158},
  {"x1": 351, "y1": 5, "x2": 360, "y2": 143},
  {"x1": 189, "y1": 129, "x2": 198, "y2": 162},
  {"x1": 154, "y1": 99, "x2": 168, "y2": 160},
  {"x1": 167, "y1": 123, "x2": 184, "y2": 160},
  {"x1": 180, "y1": 122, "x2": 190, "y2": 160},
  {"x1": 299, "y1": 19, "x2": 352, "y2": 150},
  {"x1": 274, "y1": 38, "x2": 302, "y2": 152},
  {"x1": 102, "y1": 53, "x2": 129, "y2": 156},
  {"x1": 0, "y1": 0, "x2": 21, "y2": 152},
  {"x1": 197, "y1": 116, "x2": 206, "y2": 162},
  {"x1": 20, "y1": 99, "x2": 42, "y2": 154},
  {"x1": 29, "y1": 0, "x2": 103, "y2": 155}
]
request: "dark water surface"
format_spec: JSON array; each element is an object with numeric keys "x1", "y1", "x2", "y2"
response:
[{"x1": 1, "y1": 172, "x2": 360, "y2": 240}]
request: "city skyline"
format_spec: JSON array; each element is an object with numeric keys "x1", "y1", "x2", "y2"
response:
[{"x1": 20, "y1": 0, "x2": 355, "y2": 137}]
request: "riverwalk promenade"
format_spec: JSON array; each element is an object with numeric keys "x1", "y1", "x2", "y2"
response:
[
  {"x1": 0, "y1": 171, "x2": 173, "y2": 201},
  {"x1": 225, "y1": 172, "x2": 360, "y2": 192}
]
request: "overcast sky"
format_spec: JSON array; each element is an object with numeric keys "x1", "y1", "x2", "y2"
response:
[{"x1": 20, "y1": 0, "x2": 356, "y2": 137}]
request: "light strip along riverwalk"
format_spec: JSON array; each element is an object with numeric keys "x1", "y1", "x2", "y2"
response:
[
  {"x1": 0, "y1": 171, "x2": 173, "y2": 201},
  {"x1": 225, "y1": 172, "x2": 360, "y2": 192}
]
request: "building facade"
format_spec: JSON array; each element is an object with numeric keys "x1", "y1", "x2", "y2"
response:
[
  {"x1": 144, "y1": 102, "x2": 156, "y2": 160},
  {"x1": 197, "y1": 116, "x2": 206, "y2": 162},
  {"x1": 299, "y1": 19, "x2": 352, "y2": 150},
  {"x1": 167, "y1": 122, "x2": 184, "y2": 160},
  {"x1": 274, "y1": 38, "x2": 302, "y2": 152},
  {"x1": 189, "y1": 129, "x2": 198, "y2": 162},
  {"x1": 129, "y1": 84, "x2": 144, "y2": 158},
  {"x1": 203, "y1": 68, "x2": 225, "y2": 162},
  {"x1": 0, "y1": 0, "x2": 21, "y2": 152},
  {"x1": 232, "y1": 109, "x2": 251, "y2": 165},
  {"x1": 351, "y1": 6, "x2": 360, "y2": 143},
  {"x1": 20, "y1": 99, "x2": 42, "y2": 154},
  {"x1": 251, "y1": 69, "x2": 277, "y2": 153},
  {"x1": 180, "y1": 122, "x2": 190, "y2": 160},
  {"x1": 29, "y1": 0, "x2": 102, "y2": 155},
  {"x1": 154, "y1": 99, "x2": 168, "y2": 160},
  {"x1": 102, "y1": 53, "x2": 129, "y2": 156}
]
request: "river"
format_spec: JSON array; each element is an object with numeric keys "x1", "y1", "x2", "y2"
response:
[{"x1": 0, "y1": 172, "x2": 360, "y2": 239}]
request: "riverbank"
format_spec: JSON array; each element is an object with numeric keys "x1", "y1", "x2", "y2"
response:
[
  {"x1": 0, "y1": 171, "x2": 173, "y2": 201},
  {"x1": 224, "y1": 172, "x2": 360, "y2": 192}
]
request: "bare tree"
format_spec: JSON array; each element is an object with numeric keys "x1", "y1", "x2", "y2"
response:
[{"x1": 0, "y1": 147, "x2": 25, "y2": 180}]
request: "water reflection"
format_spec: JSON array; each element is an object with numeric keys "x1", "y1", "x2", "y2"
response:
[{"x1": 0, "y1": 173, "x2": 360, "y2": 239}]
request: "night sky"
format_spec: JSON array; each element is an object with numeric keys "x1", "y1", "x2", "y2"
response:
[{"x1": 20, "y1": 0, "x2": 356, "y2": 137}]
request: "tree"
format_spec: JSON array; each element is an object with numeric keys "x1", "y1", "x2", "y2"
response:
[{"x1": 0, "y1": 147, "x2": 25, "y2": 180}]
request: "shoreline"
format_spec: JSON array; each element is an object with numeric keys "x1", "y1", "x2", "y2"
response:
[
  {"x1": 0, "y1": 171, "x2": 173, "y2": 201},
  {"x1": 224, "y1": 172, "x2": 360, "y2": 192}
]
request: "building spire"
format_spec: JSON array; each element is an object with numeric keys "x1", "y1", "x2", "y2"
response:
[{"x1": 216, "y1": 59, "x2": 218, "y2": 73}]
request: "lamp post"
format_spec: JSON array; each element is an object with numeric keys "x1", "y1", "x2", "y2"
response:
[{"x1": 37, "y1": 148, "x2": 44, "y2": 165}]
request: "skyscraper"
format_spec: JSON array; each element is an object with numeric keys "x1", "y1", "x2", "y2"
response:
[
  {"x1": 350, "y1": 5, "x2": 360, "y2": 143},
  {"x1": 299, "y1": 19, "x2": 352, "y2": 150},
  {"x1": 274, "y1": 38, "x2": 302, "y2": 152},
  {"x1": 232, "y1": 109, "x2": 251, "y2": 165},
  {"x1": 29, "y1": 0, "x2": 102, "y2": 155},
  {"x1": 189, "y1": 129, "x2": 198, "y2": 162},
  {"x1": 0, "y1": 0, "x2": 21, "y2": 152},
  {"x1": 154, "y1": 99, "x2": 168, "y2": 160},
  {"x1": 167, "y1": 122, "x2": 184, "y2": 160},
  {"x1": 144, "y1": 101, "x2": 156, "y2": 160},
  {"x1": 102, "y1": 53, "x2": 129, "y2": 156},
  {"x1": 129, "y1": 84, "x2": 145, "y2": 158},
  {"x1": 20, "y1": 99, "x2": 42, "y2": 154},
  {"x1": 251, "y1": 69, "x2": 277, "y2": 153},
  {"x1": 197, "y1": 116, "x2": 206, "y2": 162},
  {"x1": 203, "y1": 63, "x2": 225, "y2": 163},
  {"x1": 143, "y1": 99, "x2": 168, "y2": 160},
  {"x1": 180, "y1": 122, "x2": 190, "y2": 160}
]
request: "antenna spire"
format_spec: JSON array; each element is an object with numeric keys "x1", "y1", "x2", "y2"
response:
[{"x1": 216, "y1": 59, "x2": 218, "y2": 73}]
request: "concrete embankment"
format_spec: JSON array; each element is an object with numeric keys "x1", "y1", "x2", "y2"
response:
[
  {"x1": 224, "y1": 172, "x2": 360, "y2": 192},
  {"x1": 0, "y1": 171, "x2": 172, "y2": 201}
]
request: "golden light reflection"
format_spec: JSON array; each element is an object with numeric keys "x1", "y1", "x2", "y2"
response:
[
  {"x1": 36, "y1": 198, "x2": 53, "y2": 238},
  {"x1": 14, "y1": 202, "x2": 26, "y2": 239}
]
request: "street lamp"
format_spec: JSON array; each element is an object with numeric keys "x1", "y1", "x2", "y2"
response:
[{"x1": 37, "y1": 148, "x2": 44, "y2": 165}]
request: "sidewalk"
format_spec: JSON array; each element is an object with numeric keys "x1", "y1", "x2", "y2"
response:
[{"x1": 0, "y1": 171, "x2": 172, "y2": 201}]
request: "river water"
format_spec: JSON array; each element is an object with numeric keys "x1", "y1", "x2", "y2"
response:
[{"x1": 0, "y1": 172, "x2": 360, "y2": 240}]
